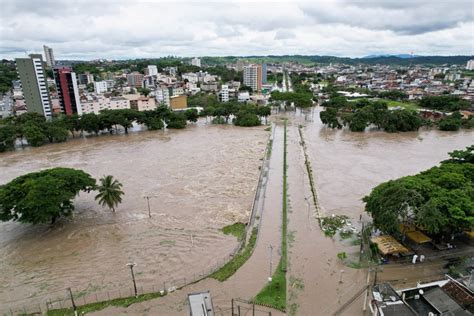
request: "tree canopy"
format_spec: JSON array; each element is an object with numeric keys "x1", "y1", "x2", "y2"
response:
[
  {"x1": 0, "y1": 168, "x2": 96, "y2": 224},
  {"x1": 363, "y1": 146, "x2": 474, "y2": 238}
]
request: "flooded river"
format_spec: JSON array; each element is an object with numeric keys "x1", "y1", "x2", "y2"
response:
[
  {"x1": 0, "y1": 123, "x2": 268, "y2": 309},
  {"x1": 304, "y1": 106, "x2": 473, "y2": 223}
]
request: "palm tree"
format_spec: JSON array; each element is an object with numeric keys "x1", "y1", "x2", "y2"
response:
[{"x1": 95, "y1": 175, "x2": 124, "y2": 212}]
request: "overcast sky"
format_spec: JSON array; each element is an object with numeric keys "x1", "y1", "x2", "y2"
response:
[{"x1": 0, "y1": 0, "x2": 473, "y2": 60}]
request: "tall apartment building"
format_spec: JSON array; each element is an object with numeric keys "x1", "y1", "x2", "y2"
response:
[
  {"x1": 219, "y1": 85, "x2": 229, "y2": 102},
  {"x1": 127, "y1": 72, "x2": 144, "y2": 88},
  {"x1": 191, "y1": 57, "x2": 201, "y2": 67},
  {"x1": 43, "y1": 45, "x2": 55, "y2": 68},
  {"x1": 262, "y1": 63, "x2": 267, "y2": 84},
  {"x1": 466, "y1": 60, "x2": 474, "y2": 71},
  {"x1": 78, "y1": 72, "x2": 95, "y2": 85},
  {"x1": 147, "y1": 65, "x2": 158, "y2": 76},
  {"x1": 53, "y1": 66, "x2": 82, "y2": 115},
  {"x1": 15, "y1": 54, "x2": 52, "y2": 118},
  {"x1": 243, "y1": 64, "x2": 262, "y2": 92}
]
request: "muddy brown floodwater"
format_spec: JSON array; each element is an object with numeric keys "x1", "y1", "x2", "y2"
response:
[
  {"x1": 305, "y1": 106, "x2": 473, "y2": 224},
  {"x1": 0, "y1": 123, "x2": 268, "y2": 310}
]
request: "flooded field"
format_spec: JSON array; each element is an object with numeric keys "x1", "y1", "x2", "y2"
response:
[
  {"x1": 305, "y1": 106, "x2": 473, "y2": 223},
  {"x1": 0, "y1": 123, "x2": 268, "y2": 308}
]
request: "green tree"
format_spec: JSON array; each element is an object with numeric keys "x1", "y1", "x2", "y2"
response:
[
  {"x1": 438, "y1": 112, "x2": 462, "y2": 131},
  {"x1": 44, "y1": 120, "x2": 69, "y2": 143},
  {"x1": 184, "y1": 108, "x2": 199, "y2": 122},
  {"x1": 0, "y1": 168, "x2": 96, "y2": 224},
  {"x1": 79, "y1": 113, "x2": 101, "y2": 135},
  {"x1": 0, "y1": 125, "x2": 17, "y2": 152},
  {"x1": 256, "y1": 106, "x2": 271, "y2": 124},
  {"x1": 320, "y1": 107, "x2": 342, "y2": 129},
  {"x1": 23, "y1": 123, "x2": 46, "y2": 147},
  {"x1": 94, "y1": 175, "x2": 124, "y2": 213}
]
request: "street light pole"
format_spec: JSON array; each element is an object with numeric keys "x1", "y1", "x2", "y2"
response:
[
  {"x1": 67, "y1": 287, "x2": 78, "y2": 316},
  {"x1": 269, "y1": 244, "x2": 273, "y2": 279},
  {"x1": 143, "y1": 195, "x2": 158, "y2": 218},
  {"x1": 127, "y1": 263, "x2": 138, "y2": 298}
]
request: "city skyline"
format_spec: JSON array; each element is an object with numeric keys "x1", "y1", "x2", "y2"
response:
[{"x1": 0, "y1": 0, "x2": 473, "y2": 60}]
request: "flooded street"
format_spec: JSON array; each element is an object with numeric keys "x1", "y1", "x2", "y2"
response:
[{"x1": 0, "y1": 123, "x2": 268, "y2": 310}]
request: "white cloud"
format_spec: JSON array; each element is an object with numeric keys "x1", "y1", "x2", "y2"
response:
[{"x1": 0, "y1": 0, "x2": 472, "y2": 59}]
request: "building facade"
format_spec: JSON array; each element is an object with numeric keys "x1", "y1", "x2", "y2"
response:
[
  {"x1": 191, "y1": 57, "x2": 201, "y2": 67},
  {"x1": 467, "y1": 60, "x2": 474, "y2": 71},
  {"x1": 15, "y1": 54, "x2": 53, "y2": 118},
  {"x1": 219, "y1": 85, "x2": 229, "y2": 102},
  {"x1": 53, "y1": 66, "x2": 82, "y2": 115},
  {"x1": 147, "y1": 65, "x2": 158, "y2": 76},
  {"x1": 43, "y1": 45, "x2": 55, "y2": 68},
  {"x1": 94, "y1": 81, "x2": 108, "y2": 94},
  {"x1": 243, "y1": 64, "x2": 262, "y2": 92},
  {"x1": 127, "y1": 72, "x2": 144, "y2": 88}
]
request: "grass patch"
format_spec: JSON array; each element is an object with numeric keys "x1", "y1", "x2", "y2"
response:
[
  {"x1": 46, "y1": 292, "x2": 166, "y2": 315},
  {"x1": 253, "y1": 120, "x2": 288, "y2": 311},
  {"x1": 221, "y1": 222, "x2": 246, "y2": 242},
  {"x1": 252, "y1": 261, "x2": 287, "y2": 311},
  {"x1": 159, "y1": 239, "x2": 176, "y2": 246},
  {"x1": 264, "y1": 126, "x2": 271, "y2": 131},
  {"x1": 321, "y1": 215, "x2": 349, "y2": 237},
  {"x1": 210, "y1": 227, "x2": 257, "y2": 281},
  {"x1": 385, "y1": 99, "x2": 419, "y2": 111}
]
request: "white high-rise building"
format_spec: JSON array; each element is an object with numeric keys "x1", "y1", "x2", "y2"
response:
[
  {"x1": 43, "y1": 45, "x2": 55, "y2": 68},
  {"x1": 466, "y1": 60, "x2": 474, "y2": 70},
  {"x1": 191, "y1": 57, "x2": 201, "y2": 67},
  {"x1": 243, "y1": 64, "x2": 262, "y2": 92},
  {"x1": 147, "y1": 65, "x2": 158, "y2": 76},
  {"x1": 94, "y1": 81, "x2": 108, "y2": 94},
  {"x1": 220, "y1": 85, "x2": 229, "y2": 102}
]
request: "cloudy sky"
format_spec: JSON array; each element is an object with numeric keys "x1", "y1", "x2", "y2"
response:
[{"x1": 0, "y1": 0, "x2": 473, "y2": 60}]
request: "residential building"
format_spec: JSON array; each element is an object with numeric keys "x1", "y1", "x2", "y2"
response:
[
  {"x1": 127, "y1": 72, "x2": 144, "y2": 88},
  {"x1": 467, "y1": 60, "x2": 474, "y2": 71},
  {"x1": 262, "y1": 63, "x2": 267, "y2": 84},
  {"x1": 80, "y1": 96, "x2": 130, "y2": 114},
  {"x1": 15, "y1": 54, "x2": 53, "y2": 118},
  {"x1": 238, "y1": 91, "x2": 250, "y2": 103},
  {"x1": 201, "y1": 83, "x2": 218, "y2": 92},
  {"x1": 191, "y1": 57, "x2": 201, "y2": 67},
  {"x1": 155, "y1": 87, "x2": 171, "y2": 107},
  {"x1": 170, "y1": 95, "x2": 187, "y2": 110},
  {"x1": 219, "y1": 85, "x2": 229, "y2": 102},
  {"x1": 94, "y1": 81, "x2": 108, "y2": 94},
  {"x1": 0, "y1": 92, "x2": 13, "y2": 118},
  {"x1": 182, "y1": 73, "x2": 199, "y2": 84},
  {"x1": 53, "y1": 66, "x2": 82, "y2": 115},
  {"x1": 129, "y1": 96, "x2": 157, "y2": 111},
  {"x1": 43, "y1": 45, "x2": 55, "y2": 68},
  {"x1": 243, "y1": 64, "x2": 262, "y2": 92},
  {"x1": 78, "y1": 72, "x2": 95, "y2": 85},
  {"x1": 147, "y1": 65, "x2": 158, "y2": 76}
]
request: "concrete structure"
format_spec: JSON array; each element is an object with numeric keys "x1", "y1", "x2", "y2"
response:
[
  {"x1": 129, "y1": 96, "x2": 157, "y2": 111},
  {"x1": 78, "y1": 72, "x2": 95, "y2": 85},
  {"x1": 147, "y1": 65, "x2": 158, "y2": 76},
  {"x1": 81, "y1": 96, "x2": 130, "y2": 114},
  {"x1": 238, "y1": 91, "x2": 250, "y2": 103},
  {"x1": 182, "y1": 73, "x2": 199, "y2": 84},
  {"x1": 219, "y1": 85, "x2": 229, "y2": 102},
  {"x1": 467, "y1": 60, "x2": 474, "y2": 71},
  {"x1": 15, "y1": 54, "x2": 52, "y2": 118},
  {"x1": 127, "y1": 72, "x2": 144, "y2": 88},
  {"x1": 170, "y1": 94, "x2": 187, "y2": 110},
  {"x1": 53, "y1": 66, "x2": 82, "y2": 115},
  {"x1": 262, "y1": 63, "x2": 267, "y2": 84},
  {"x1": 43, "y1": 45, "x2": 55, "y2": 68},
  {"x1": 188, "y1": 291, "x2": 214, "y2": 316},
  {"x1": 94, "y1": 81, "x2": 108, "y2": 94},
  {"x1": 191, "y1": 57, "x2": 201, "y2": 67},
  {"x1": 243, "y1": 64, "x2": 262, "y2": 92},
  {"x1": 0, "y1": 93, "x2": 13, "y2": 118}
]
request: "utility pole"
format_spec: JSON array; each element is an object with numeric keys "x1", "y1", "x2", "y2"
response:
[
  {"x1": 67, "y1": 287, "x2": 78, "y2": 316},
  {"x1": 127, "y1": 263, "x2": 138, "y2": 298},
  {"x1": 143, "y1": 195, "x2": 158, "y2": 218}
]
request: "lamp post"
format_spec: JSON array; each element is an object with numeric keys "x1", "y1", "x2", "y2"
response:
[
  {"x1": 127, "y1": 262, "x2": 138, "y2": 298},
  {"x1": 67, "y1": 287, "x2": 78, "y2": 316},
  {"x1": 143, "y1": 195, "x2": 158, "y2": 218}
]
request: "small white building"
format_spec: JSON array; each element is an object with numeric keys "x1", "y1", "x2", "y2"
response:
[
  {"x1": 219, "y1": 85, "x2": 229, "y2": 102},
  {"x1": 191, "y1": 57, "x2": 201, "y2": 67},
  {"x1": 94, "y1": 81, "x2": 108, "y2": 94},
  {"x1": 466, "y1": 60, "x2": 474, "y2": 70},
  {"x1": 147, "y1": 65, "x2": 158, "y2": 76},
  {"x1": 238, "y1": 91, "x2": 250, "y2": 103}
]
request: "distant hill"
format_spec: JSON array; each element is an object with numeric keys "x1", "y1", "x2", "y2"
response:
[{"x1": 363, "y1": 54, "x2": 420, "y2": 59}]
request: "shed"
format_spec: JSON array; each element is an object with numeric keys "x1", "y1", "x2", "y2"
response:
[{"x1": 371, "y1": 235, "x2": 411, "y2": 256}]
